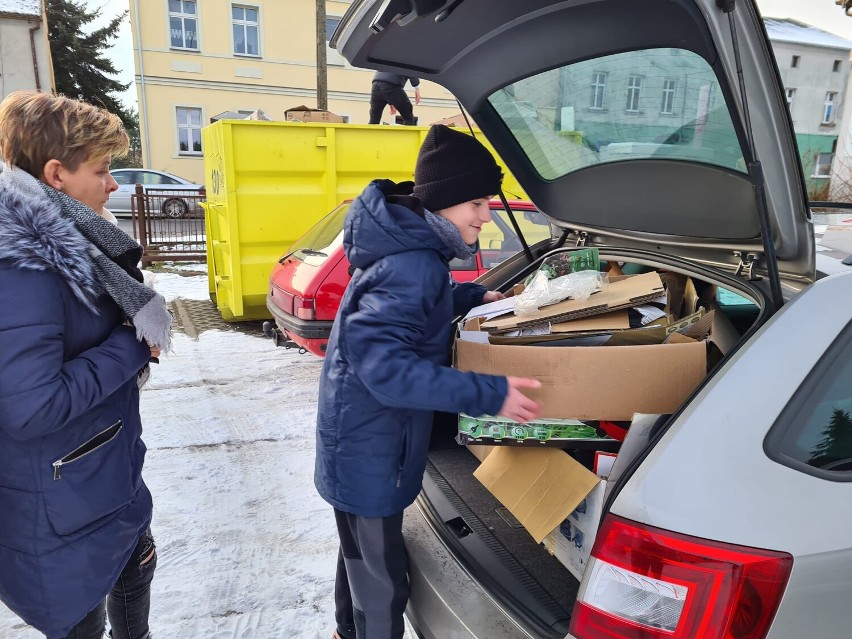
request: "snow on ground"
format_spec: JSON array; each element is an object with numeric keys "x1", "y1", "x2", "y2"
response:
[{"x1": 0, "y1": 266, "x2": 415, "y2": 638}]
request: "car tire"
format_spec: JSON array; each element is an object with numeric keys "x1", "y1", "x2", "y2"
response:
[{"x1": 162, "y1": 198, "x2": 189, "y2": 219}]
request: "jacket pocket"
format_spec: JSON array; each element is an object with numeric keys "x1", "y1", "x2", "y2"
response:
[
  {"x1": 52, "y1": 421, "x2": 123, "y2": 480},
  {"x1": 43, "y1": 421, "x2": 136, "y2": 536}
]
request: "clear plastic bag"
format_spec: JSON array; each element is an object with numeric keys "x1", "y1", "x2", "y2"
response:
[{"x1": 514, "y1": 269, "x2": 607, "y2": 317}]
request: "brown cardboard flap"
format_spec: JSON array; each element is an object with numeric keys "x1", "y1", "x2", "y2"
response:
[
  {"x1": 456, "y1": 338, "x2": 707, "y2": 420},
  {"x1": 467, "y1": 445, "x2": 495, "y2": 463},
  {"x1": 482, "y1": 272, "x2": 665, "y2": 333},
  {"x1": 474, "y1": 448, "x2": 600, "y2": 543},
  {"x1": 551, "y1": 310, "x2": 630, "y2": 333}
]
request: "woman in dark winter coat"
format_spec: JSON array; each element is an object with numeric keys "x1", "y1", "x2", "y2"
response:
[
  {"x1": 315, "y1": 124, "x2": 542, "y2": 639},
  {"x1": 0, "y1": 91, "x2": 171, "y2": 639}
]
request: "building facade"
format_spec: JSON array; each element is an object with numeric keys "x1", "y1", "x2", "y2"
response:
[
  {"x1": 128, "y1": 0, "x2": 461, "y2": 183},
  {"x1": 0, "y1": 0, "x2": 54, "y2": 99},
  {"x1": 764, "y1": 18, "x2": 852, "y2": 200}
]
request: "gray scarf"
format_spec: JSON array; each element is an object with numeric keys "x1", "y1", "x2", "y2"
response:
[
  {"x1": 0, "y1": 164, "x2": 172, "y2": 353},
  {"x1": 425, "y1": 210, "x2": 478, "y2": 260}
]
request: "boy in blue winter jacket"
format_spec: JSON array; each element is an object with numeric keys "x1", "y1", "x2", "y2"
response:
[{"x1": 314, "y1": 124, "x2": 541, "y2": 639}]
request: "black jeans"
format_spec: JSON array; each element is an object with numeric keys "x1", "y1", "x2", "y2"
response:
[
  {"x1": 60, "y1": 528, "x2": 157, "y2": 639},
  {"x1": 369, "y1": 81, "x2": 416, "y2": 125},
  {"x1": 334, "y1": 509, "x2": 408, "y2": 639}
]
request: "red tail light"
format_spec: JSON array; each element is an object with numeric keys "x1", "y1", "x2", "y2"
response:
[
  {"x1": 198, "y1": 186, "x2": 206, "y2": 197},
  {"x1": 294, "y1": 296, "x2": 315, "y2": 320},
  {"x1": 570, "y1": 515, "x2": 792, "y2": 639}
]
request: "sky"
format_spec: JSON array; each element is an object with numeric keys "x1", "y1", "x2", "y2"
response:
[{"x1": 84, "y1": 0, "x2": 852, "y2": 113}]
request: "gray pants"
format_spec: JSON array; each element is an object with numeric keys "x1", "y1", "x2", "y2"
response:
[{"x1": 334, "y1": 509, "x2": 408, "y2": 639}]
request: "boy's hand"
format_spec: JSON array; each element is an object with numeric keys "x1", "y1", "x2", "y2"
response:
[
  {"x1": 498, "y1": 377, "x2": 542, "y2": 424},
  {"x1": 482, "y1": 291, "x2": 506, "y2": 303}
]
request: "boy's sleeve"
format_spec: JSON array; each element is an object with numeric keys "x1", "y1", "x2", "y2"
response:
[
  {"x1": 452, "y1": 281, "x2": 487, "y2": 317},
  {"x1": 344, "y1": 259, "x2": 506, "y2": 416},
  {"x1": 0, "y1": 269, "x2": 153, "y2": 441}
]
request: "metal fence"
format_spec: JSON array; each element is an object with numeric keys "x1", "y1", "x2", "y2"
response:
[{"x1": 130, "y1": 184, "x2": 207, "y2": 264}]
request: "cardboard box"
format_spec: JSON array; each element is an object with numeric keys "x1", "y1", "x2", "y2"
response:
[
  {"x1": 542, "y1": 480, "x2": 605, "y2": 580},
  {"x1": 455, "y1": 338, "x2": 706, "y2": 421},
  {"x1": 284, "y1": 104, "x2": 348, "y2": 123},
  {"x1": 474, "y1": 447, "x2": 600, "y2": 543}
]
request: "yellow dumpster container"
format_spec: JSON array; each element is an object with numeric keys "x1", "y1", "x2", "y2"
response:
[{"x1": 202, "y1": 120, "x2": 528, "y2": 322}]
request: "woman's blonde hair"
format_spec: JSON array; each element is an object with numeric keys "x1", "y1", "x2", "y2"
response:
[{"x1": 0, "y1": 90, "x2": 129, "y2": 177}]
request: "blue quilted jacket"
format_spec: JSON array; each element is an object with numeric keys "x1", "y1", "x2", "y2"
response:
[
  {"x1": 314, "y1": 180, "x2": 507, "y2": 517},
  {"x1": 0, "y1": 179, "x2": 153, "y2": 638}
]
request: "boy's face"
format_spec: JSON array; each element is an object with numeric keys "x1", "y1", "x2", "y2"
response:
[{"x1": 436, "y1": 197, "x2": 493, "y2": 244}]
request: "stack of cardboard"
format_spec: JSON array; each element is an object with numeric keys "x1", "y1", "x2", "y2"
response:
[{"x1": 455, "y1": 254, "x2": 740, "y2": 579}]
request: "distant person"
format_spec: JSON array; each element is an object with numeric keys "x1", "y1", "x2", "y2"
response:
[
  {"x1": 369, "y1": 71, "x2": 421, "y2": 125},
  {"x1": 0, "y1": 90, "x2": 171, "y2": 639},
  {"x1": 315, "y1": 124, "x2": 542, "y2": 639}
]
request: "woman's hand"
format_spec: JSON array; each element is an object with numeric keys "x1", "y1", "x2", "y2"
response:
[
  {"x1": 482, "y1": 291, "x2": 506, "y2": 303},
  {"x1": 147, "y1": 340, "x2": 161, "y2": 359}
]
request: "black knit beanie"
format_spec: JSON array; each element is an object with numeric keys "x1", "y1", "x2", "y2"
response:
[{"x1": 413, "y1": 125, "x2": 504, "y2": 212}]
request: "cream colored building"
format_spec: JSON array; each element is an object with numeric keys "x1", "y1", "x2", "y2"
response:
[
  {"x1": 0, "y1": 0, "x2": 54, "y2": 98},
  {"x1": 128, "y1": 0, "x2": 461, "y2": 183}
]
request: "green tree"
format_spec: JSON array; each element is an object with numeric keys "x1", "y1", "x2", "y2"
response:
[
  {"x1": 46, "y1": 0, "x2": 134, "y2": 130},
  {"x1": 810, "y1": 407, "x2": 852, "y2": 468}
]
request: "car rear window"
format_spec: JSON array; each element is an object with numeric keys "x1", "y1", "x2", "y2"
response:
[
  {"x1": 766, "y1": 321, "x2": 852, "y2": 477},
  {"x1": 480, "y1": 207, "x2": 551, "y2": 269},
  {"x1": 288, "y1": 203, "x2": 350, "y2": 266},
  {"x1": 487, "y1": 48, "x2": 746, "y2": 180}
]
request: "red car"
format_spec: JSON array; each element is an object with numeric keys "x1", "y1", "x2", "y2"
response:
[{"x1": 264, "y1": 199, "x2": 548, "y2": 357}]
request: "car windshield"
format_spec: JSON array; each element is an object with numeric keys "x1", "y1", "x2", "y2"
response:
[
  {"x1": 289, "y1": 203, "x2": 349, "y2": 265},
  {"x1": 487, "y1": 47, "x2": 746, "y2": 180}
]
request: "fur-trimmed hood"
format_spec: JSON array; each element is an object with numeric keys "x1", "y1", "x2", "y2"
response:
[{"x1": 0, "y1": 167, "x2": 100, "y2": 307}]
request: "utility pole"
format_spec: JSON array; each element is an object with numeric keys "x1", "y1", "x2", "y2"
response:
[{"x1": 316, "y1": 0, "x2": 328, "y2": 110}]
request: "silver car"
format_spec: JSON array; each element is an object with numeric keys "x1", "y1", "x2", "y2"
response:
[
  {"x1": 333, "y1": 1, "x2": 852, "y2": 638},
  {"x1": 108, "y1": 168, "x2": 205, "y2": 218}
]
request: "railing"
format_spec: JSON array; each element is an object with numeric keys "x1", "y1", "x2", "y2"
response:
[{"x1": 131, "y1": 184, "x2": 207, "y2": 263}]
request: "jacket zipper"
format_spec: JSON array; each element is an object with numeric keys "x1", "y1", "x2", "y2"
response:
[{"x1": 52, "y1": 421, "x2": 123, "y2": 480}]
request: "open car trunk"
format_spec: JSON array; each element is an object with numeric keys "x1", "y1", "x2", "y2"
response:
[
  {"x1": 330, "y1": 1, "x2": 816, "y2": 635},
  {"x1": 411, "y1": 244, "x2": 766, "y2": 638}
]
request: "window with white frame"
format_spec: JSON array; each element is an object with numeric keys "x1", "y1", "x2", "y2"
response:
[
  {"x1": 785, "y1": 88, "x2": 795, "y2": 108},
  {"x1": 626, "y1": 75, "x2": 642, "y2": 113},
  {"x1": 176, "y1": 107, "x2": 203, "y2": 155},
  {"x1": 169, "y1": 0, "x2": 198, "y2": 50},
  {"x1": 232, "y1": 5, "x2": 259, "y2": 56},
  {"x1": 590, "y1": 72, "x2": 607, "y2": 109},
  {"x1": 813, "y1": 152, "x2": 834, "y2": 177},
  {"x1": 823, "y1": 91, "x2": 838, "y2": 125},
  {"x1": 660, "y1": 78, "x2": 676, "y2": 114}
]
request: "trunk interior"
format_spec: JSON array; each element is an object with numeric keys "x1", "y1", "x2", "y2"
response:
[{"x1": 419, "y1": 246, "x2": 766, "y2": 637}]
